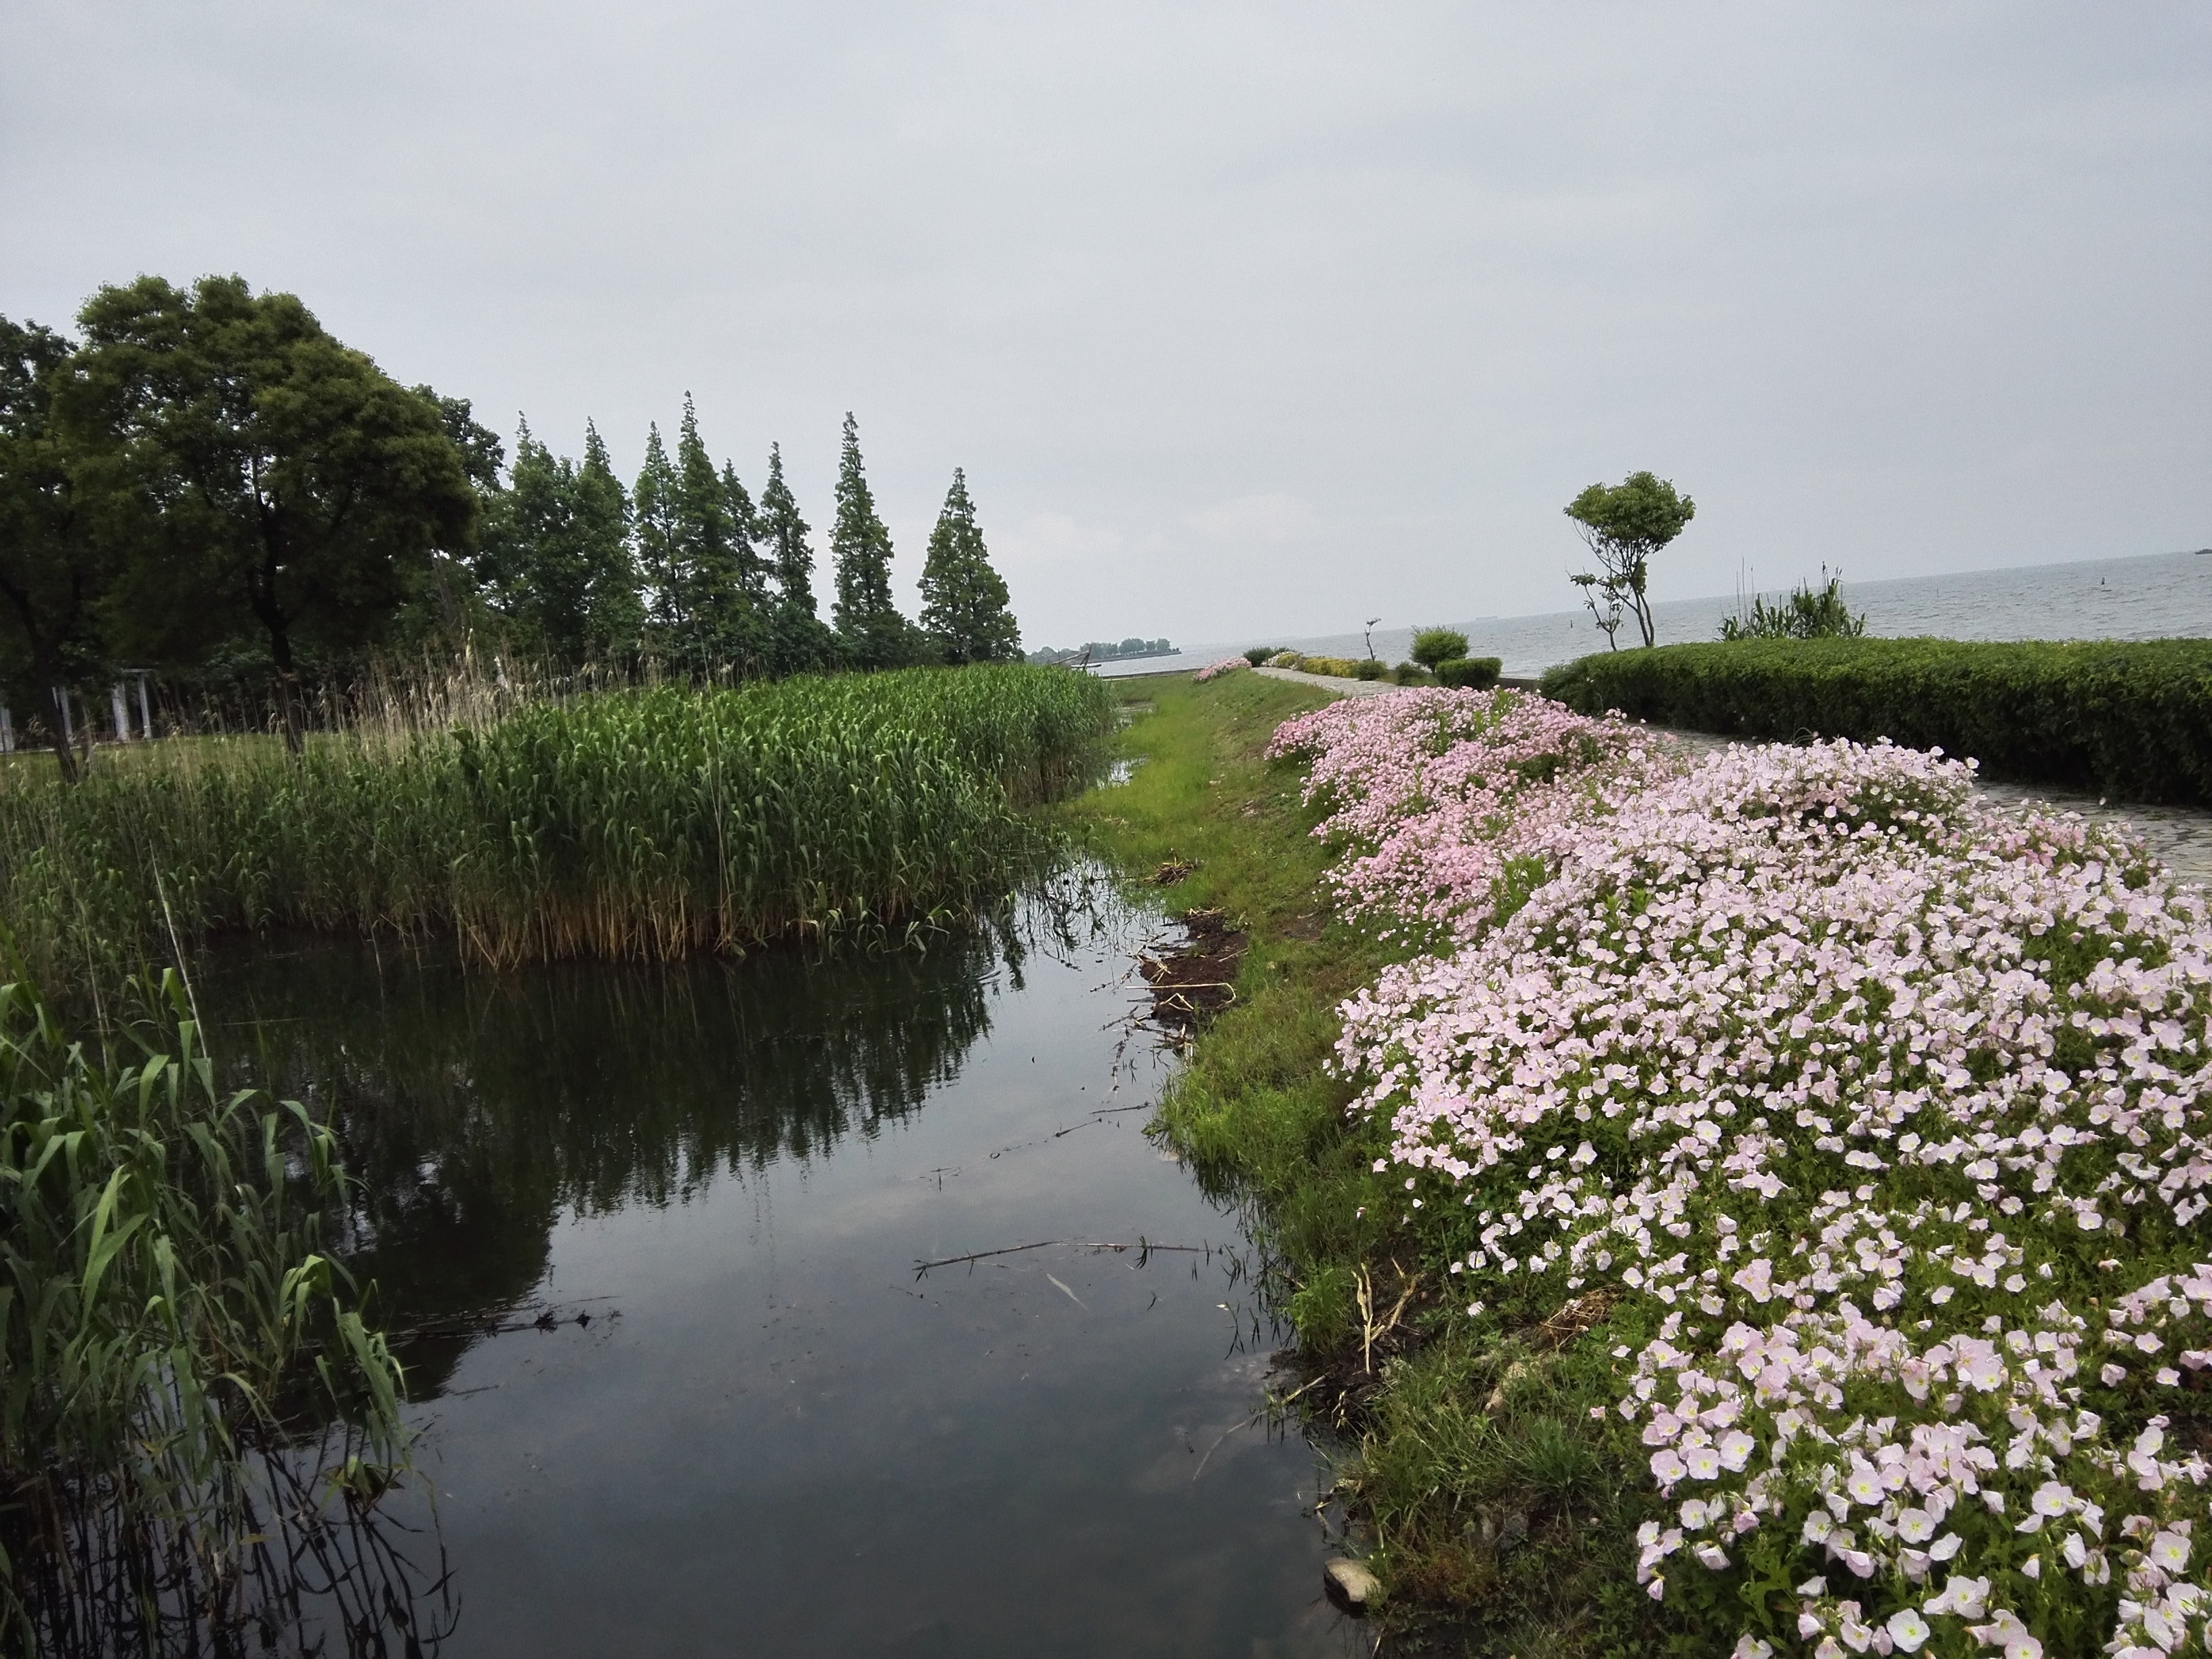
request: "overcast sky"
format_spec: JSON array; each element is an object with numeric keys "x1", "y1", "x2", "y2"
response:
[{"x1": 5, "y1": 3, "x2": 2206, "y2": 647}]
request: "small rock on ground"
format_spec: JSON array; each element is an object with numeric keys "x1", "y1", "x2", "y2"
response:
[{"x1": 1323, "y1": 1557, "x2": 1380, "y2": 1613}]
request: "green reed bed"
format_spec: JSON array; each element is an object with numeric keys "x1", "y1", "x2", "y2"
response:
[
  {"x1": 0, "y1": 968, "x2": 409, "y2": 1651},
  {"x1": 0, "y1": 665, "x2": 1113, "y2": 989}
]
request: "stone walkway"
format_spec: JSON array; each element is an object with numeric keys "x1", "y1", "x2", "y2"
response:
[
  {"x1": 1251, "y1": 667, "x2": 2212, "y2": 887},
  {"x1": 1254, "y1": 665, "x2": 1401, "y2": 698}
]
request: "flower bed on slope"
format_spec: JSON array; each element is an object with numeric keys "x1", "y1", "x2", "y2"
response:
[{"x1": 1271, "y1": 687, "x2": 2212, "y2": 1659}]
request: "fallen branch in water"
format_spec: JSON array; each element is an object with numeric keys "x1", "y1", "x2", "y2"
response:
[{"x1": 913, "y1": 1237, "x2": 1216, "y2": 1274}]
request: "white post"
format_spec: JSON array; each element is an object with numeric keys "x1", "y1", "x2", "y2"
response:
[
  {"x1": 134, "y1": 674, "x2": 152, "y2": 741},
  {"x1": 112, "y1": 683, "x2": 131, "y2": 741},
  {"x1": 0, "y1": 705, "x2": 12, "y2": 754},
  {"x1": 54, "y1": 687, "x2": 75, "y2": 747}
]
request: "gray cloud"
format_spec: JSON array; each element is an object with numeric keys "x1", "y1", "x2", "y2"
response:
[{"x1": 5, "y1": 2, "x2": 2205, "y2": 647}]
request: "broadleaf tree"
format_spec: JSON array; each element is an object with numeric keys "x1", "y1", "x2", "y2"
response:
[
  {"x1": 0, "y1": 314, "x2": 119, "y2": 779},
  {"x1": 918, "y1": 468, "x2": 1019, "y2": 664},
  {"x1": 1563, "y1": 470, "x2": 1696, "y2": 650},
  {"x1": 64, "y1": 275, "x2": 478, "y2": 745}
]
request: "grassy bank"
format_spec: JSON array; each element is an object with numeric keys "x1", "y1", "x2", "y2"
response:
[
  {"x1": 1108, "y1": 674, "x2": 2212, "y2": 1658},
  {"x1": 1065, "y1": 674, "x2": 1658, "y2": 1654},
  {"x1": 0, "y1": 665, "x2": 1111, "y2": 992}
]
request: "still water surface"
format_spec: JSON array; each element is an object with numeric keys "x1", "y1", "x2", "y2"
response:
[
  {"x1": 205, "y1": 884, "x2": 1355, "y2": 1656},
  {"x1": 1111, "y1": 548, "x2": 2212, "y2": 678}
]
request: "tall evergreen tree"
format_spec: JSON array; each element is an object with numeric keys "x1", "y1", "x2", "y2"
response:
[
  {"x1": 720, "y1": 458, "x2": 771, "y2": 670},
  {"x1": 671, "y1": 394, "x2": 741, "y2": 673},
  {"x1": 918, "y1": 468, "x2": 1020, "y2": 664},
  {"x1": 574, "y1": 421, "x2": 644, "y2": 660},
  {"x1": 758, "y1": 441, "x2": 833, "y2": 675},
  {"x1": 478, "y1": 416, "x2": 642, "y2": 665},
  {"x1": 829, "y1": 413, "x2": 913, "y2": 670},
  {"x1": 633, "y1": 421, "x2": 684, "y2": 653}
]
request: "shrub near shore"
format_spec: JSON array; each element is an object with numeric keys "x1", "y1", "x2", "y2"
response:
[
  {"x1": 0, "y1": 665, "x2": 1111, "y2": 989},
  {"x1": 1271, "y1": 687, "x2": 2212, "y2": 1656}
]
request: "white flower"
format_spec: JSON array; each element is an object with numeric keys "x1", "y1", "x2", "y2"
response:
[
  {"x1": 2149, "y1": 1530, "x2": 2191, "y2": 1574},
  {"x1": 1885, "y1": 1607, "x2": 1931, "y2": 1652},
  {"x1": 1925, "y1": 1574, "x2": 1990, "y2": 1618}
]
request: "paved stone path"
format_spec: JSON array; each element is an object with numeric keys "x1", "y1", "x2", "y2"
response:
[
  {"x1": 1252, "y1": 666, "x2": 2212, "y2": 888},
  {"x1": 1254, "y1": 665, "x2": 1401, "y2": 697}
]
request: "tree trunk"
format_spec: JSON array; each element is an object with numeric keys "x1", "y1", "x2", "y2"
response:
[
  {"x1": 46, "y1": 686, "x2": 79, "y2": 783},
  {"x1": 268, "y1": 623, "x2": 304, "y2": 754}
]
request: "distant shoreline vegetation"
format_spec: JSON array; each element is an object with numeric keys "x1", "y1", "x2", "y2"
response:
[
  {"x1": 1, "y1": 277, "x2": 1025, "y2": 775},
  {"x1": 1027, "y1": 637, "x2": 1174, "y2": 666}
]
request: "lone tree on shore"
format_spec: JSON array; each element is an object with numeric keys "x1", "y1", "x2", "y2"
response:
[
  {"x1": 1564, "y1": 470, "x2": 1695, "y2": 650},
  {"x1": 918, "y1": 469, "x2": 1019, "y2": 664}
]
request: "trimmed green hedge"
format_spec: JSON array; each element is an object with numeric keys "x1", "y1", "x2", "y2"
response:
[
  {"x1": 1435, "y1": 656, "x2": 1502, "y2": 691},
  {"x1": 1538, "y1": 638, "x2": 2212, "y2": 804}
]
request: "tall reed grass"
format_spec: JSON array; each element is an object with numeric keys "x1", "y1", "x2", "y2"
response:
[
  {"x1": 0, "y1": 968, "x2": 409, "y2": 1650},
  {"x1": 0, "y1": 665, "x2": 1113, "y2": 989}
]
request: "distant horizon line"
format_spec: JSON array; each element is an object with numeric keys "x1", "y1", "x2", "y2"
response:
[{"x1": 1145, "y1": 544, "x2": 2211, "y2": 660}]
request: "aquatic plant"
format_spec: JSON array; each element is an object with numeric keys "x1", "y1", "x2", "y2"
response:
[
  {"x1": 0, "y1": 664, "x2": 1113, "y2": 988},
  {"x1": 0, "y1": 966, "x2": 409, "y2": 1649},
  {"x1": 1279, "y1": 688, "x2": 2212, "y2": 1656}
]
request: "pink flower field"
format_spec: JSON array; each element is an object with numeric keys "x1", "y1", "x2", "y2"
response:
[{"x1": 1273, "y1": 686, "x2": 2212, "y2": 1658}]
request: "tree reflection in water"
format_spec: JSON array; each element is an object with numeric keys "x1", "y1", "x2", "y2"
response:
[
  {"x1": 199, "y1": 872, "x2": 1123, "y2": 1401},
  {"x1": 144, "y1": 869, "x2": 1134, "y2": 1655}
]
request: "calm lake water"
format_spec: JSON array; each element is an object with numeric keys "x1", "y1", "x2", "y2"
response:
[
  {"x1": 201, "y1": 882, "x2": 1358, "y2": 1658},
  {"x1": 1109, "y1": 548, "x2": 2212, "y2": 679}
]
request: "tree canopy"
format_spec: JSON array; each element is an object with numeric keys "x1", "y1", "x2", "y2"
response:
[
  {"x1": 1564, "y1": 470, "x2": 1695, "y2": 650},
  {"x1": 0, "y1": 314, "x2": 117, "y2": 777},
  {"x1": 0, "y1": 272, "x2": 1023, "y2": 766},
  {"x1": 918, "y1": 469, "x2": 1019, "y2": 665},
  {"x1": 830, "y1": 413, "x2": 914, "y2": 670},
  {"x1": 64, "y1": 274, "x2": 480, "y2": 739}
]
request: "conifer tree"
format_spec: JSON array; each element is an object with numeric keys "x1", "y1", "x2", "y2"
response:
[
  {"x1": 670, "y1": 393, "x2": 759, "y2": 674},
  {"x1": 633, "y1": 422, "x2": 684, "y2": 653},
  {"x1": 574, "y1": 420, "x2": 644, "y2": 659},
  {"x1": 829, "y1": 412, "x2": 913, "y2": 670},
  {"x1": 918, "y1": 468, "x2": 1020, "y2": 664},
  {"x1": 720, "y1": 458, "x2": 771, "y2": 670},
  {"x1": 759, "y1": 441, "x2": 834, "y2": 675}
]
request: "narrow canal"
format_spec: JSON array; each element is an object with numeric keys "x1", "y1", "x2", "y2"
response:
[{"x1": 202, "y1": 875, "x2": 1358, "y2": 1656}]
